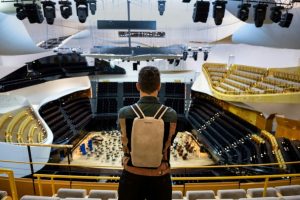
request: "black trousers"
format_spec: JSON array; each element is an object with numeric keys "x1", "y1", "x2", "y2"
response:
[{"x1": 118, "y1": 170, "x2": 172, "y2": 200}]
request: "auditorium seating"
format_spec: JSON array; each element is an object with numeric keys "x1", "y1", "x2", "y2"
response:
[
  {"x1": 56, "y1": 188, "x2": 86, "y2": 198},
  {"x1": 186, "y1": 190, "x2": 215, "y2": 200},
  {"x1": 0, "y1": 190, "x2": 8, "y2": 200},
  {"x1": 88, "y1": 190, "x2": 117, "y2": 200},
  {"x1": 39, "y1": 93, "x2": 92, "y2": 144},
  {"x1": 274, "y1": 185, "x2": 300, "y2": 196},
  {"x1": 0, "y1": 107, "x2": 46, "y2": 144},
  {"x1": 203, "y1": 63, "x2": 300, "y2": 95},
  {"x1": 247, "y1": 187, "x2": 277, "y2": 198},
  {"x1": 17, "y1": 185, "x2": 300, "y2": 200},
  {"x1": 187, "y1": 97, "x2": 278, "y2": 169}
]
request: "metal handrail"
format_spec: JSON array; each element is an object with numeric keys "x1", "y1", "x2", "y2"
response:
[
  {"x1": 33, "y1": 173, "x2": 300, "y2": 197},
  {"x1": 1, "y1": 159, "x2": 300, "y2": 169},
  {"x1": 0, "y1": 168, "x2": 18, "y2": 200}
]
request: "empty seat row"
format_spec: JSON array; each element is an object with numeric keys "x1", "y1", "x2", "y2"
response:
[
  {"x1": 185, "y1": 185, "x2": 300, "y2": 200},
  {"x1": 19, "y1": 185, "x2": 300, "y2": 200},
  {"x1": 20, "y1": 188, "x2": 118, "y2": 200}
]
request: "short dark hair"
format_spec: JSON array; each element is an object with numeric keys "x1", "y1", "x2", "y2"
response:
[{"x1": 138, "y1": 66, "x2": 161, "y2": 94}]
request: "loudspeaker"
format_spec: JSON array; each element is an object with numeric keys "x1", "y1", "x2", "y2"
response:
[
  {"x1": 279, "y1": 13, "x2": 293, "y2": 28},
  {"x1": 133, "y1": 63, "x2": 138, "y2": 71},
  {"x1": 193, "y1": 1, "x2": 210, "y2": 23}
]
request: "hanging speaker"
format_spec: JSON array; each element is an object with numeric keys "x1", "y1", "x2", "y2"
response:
[
  {"x1": 279, "y1": 13, "x2": 293, "y2": 28},
  {"x1": 133, "y1": 63, "x2": 138, "y2": 71},
  {"x1": 193, "y1": 1, "x2": 210, "y2": 23}
]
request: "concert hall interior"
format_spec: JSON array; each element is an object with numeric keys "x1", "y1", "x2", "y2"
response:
[{"x1": 0, "y1": 0, "x2": 300, "y2": 199}]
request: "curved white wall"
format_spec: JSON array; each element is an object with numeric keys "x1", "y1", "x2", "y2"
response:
[{"x1": 0, "y1": 13, "x2": 45, "y2": 55}]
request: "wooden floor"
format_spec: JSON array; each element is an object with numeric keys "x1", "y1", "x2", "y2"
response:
[{"x1": 62, "y1": 131, "x2": 214, "y2": 168}]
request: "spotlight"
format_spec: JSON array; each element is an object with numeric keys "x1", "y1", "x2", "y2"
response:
[
  {"x1": 253, "y1": 4, "x2": 268, "y2": 27},
  {"x1": 89, "y1": 0, "x2": 96, "y2": 15},
  {"x1": 42, "y1": 1, "x2": 56, "y2": 25},
  {"x1": 133, "y1": 63, "x2": 138, "y2": 71},
  {"x1": 279, "y1": 12, "x2": 293, "y2": 28},
  {"x1": 203, "y1": 51, "x2": 209, "y2": 61},
  {"x1": 158, "y1": 0, "x2": 166, "y2": 16},
  {"x1": 183, "y1": 51, "x2": 188, "y2": 61},
  {"x1": 168, "y1": 59, "x2": 174, "y2": 64},
  {"x1": 59, "y1": 1, "x2": 72, "y2": 19},
  {"x1": 174, "y1": 59, "x2": 180, "y2": 66},
  {"x1": 212, "y1": 1, "x2": 227, "y2": 25},
  {"x1": 25, "y1": 3, "x2": 44, "y2": 24},
  {"x1": 193, "y1": 51, "x2": 198, "y2": 61},
  {"x1": 193, "y1": 1, "x2": 210, "y2": 23},
  {"x1": 75, "y1": 0, "x2": 88, "y2": 23},
  {"x1": 14, "y1": 3, "x2": 27, "y2": 20},
  {"x1": 270, "y1": 6, "x2": 283, "y2": 23},
  {"x1": 237, "y1": 3, "x2": 251, "y2": 22}
]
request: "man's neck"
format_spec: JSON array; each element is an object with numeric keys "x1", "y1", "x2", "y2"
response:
[{"x1": 140, "y1": 91, "x2": 158, "y2": 98}]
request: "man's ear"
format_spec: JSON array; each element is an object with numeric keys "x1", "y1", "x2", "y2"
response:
[
  {"x1": 158, "y1": 83, "x2": 161, "y2": 91},
  {"x1": 136, "y1": 82, "x2": 141, "y2": 91}
]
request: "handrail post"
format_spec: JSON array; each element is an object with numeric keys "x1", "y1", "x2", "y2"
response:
[
  {"x1": 51, "y1": 177, "x2": 55, "y2": 196},
  {"x1": 263, "y1": 177, "x2": 269, "y2": 197},
  {"x1": 37, "y1": 176, "x2": 43, "y2": 196},
  {"x1": 27, "y1": 145, "x2": 36, "y2": 195},
  {"x1": 67, "y1": 147, "x2": 72, "y2": 188},
  {"x1": 8, "y1": 171, "x2": 18, "y2": 200}
]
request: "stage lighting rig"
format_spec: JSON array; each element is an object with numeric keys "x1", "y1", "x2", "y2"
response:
[
  {"x1": 14, "y1": 3, "x2": 27, "y2": 20},
  {"x1": 193, "y1": 51, "x2": 198, "y2": 61},
  {"x1": 42, "y1": 1, "x2": 56, "y2": 25},
  {"x1": 203, "y1": 50, "x2": 209, "y2": 61},
  {"x1": 279, "y1": 12, "x2": 293, "y2": 28},
  {"x1": 237, "y1": 3, "x2": 251, "y2": 22},
  {"x1": 25, "y1": 3, "x2": 44, "y2": 24},
  {"x1": 270, "y1": 6, "x2": 283, "y2": 23},
  {"x1": 212, "y1": 0, "x2": 227, "y2": 25},
  {"x1": 59, "y1": 0, "x2": 72, "y2": 19},
  {"x1": 158, "y1": 0, "x2": 166, "y2": 16},
  {"x1": 89, "y1": 0, "x2": 96, "y2": 15},
  {"x1": 253, "y1": 4, "x2": 268, "y2": 27},
  {"x1": 75, "y1": 0, "x2": 88, "y2": 23},
  {"x1": 193, "y1": 0, "x2": 210, "y2": 23},
  {"x1": 183, "y1": 51, "x2": 188, "y2": 61}
]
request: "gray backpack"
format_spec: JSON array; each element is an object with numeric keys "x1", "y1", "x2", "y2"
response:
[{"x1": 130, "y1": 104, "x2": 169, "y2": 168}]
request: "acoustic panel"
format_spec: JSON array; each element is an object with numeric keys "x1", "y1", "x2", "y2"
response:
[{"x1": 97, "y1": 20, "x2": 156, "y2": 30}]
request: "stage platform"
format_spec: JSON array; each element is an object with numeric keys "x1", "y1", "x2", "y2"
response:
[{"x1": 62, "y1": 131, "x2": 214, "y2": 169}]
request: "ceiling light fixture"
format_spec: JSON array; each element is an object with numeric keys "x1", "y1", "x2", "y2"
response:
[
  {"x1": 42, "y1": 1, "x2": 56, "y2": 25},
  {"x1": 237, "y1": 3, "x2": 251, "y2": 22},
  {"x1": 212, "y1": 0, "x2": 227, "y2": 25},
  {"x1": 253, "y1": 4, "x2": 268, "y2": 27}
]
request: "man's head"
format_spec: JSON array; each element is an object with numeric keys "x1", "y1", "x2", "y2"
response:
[{"x1": 136, "y1": 66, "x2": 161, "y2": 95}]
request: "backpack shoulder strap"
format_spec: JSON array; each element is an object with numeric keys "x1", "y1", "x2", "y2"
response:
[
  {"x1": 154, "y1": 105, "x2": 169, "y2": 119},
  {"x1": 131, "y1": 103, "x2": 145, "y2": 119}
]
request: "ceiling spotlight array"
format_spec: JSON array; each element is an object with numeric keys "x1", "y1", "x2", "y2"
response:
[
  {"x1": 190, "y1": 0, "x2": 294, "y2": 28},
  {"x1": 237, "y1": 3, "x2": 251, "y2": 22},
  {"x1": 42, "y1": 1, "x2": 56, "y2": 25},
  {"x1": 158, "y1": 0, "x2": 166, "y2": 16},
  {"x1": 14, "y1": 2, "x2": 44, "y2": 24},
  {"x1": 212, "y1": 0, "x2": 227, "y2": 25},
  {"x1": 14, "y1": 0, "x2": 96, "y2": 24},
  {"x1": 59, "y1": 0, "x2": 72, "y2": 19}
]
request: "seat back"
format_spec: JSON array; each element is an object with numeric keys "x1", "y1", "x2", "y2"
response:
[
  {"x1": 172, "y1": 191, "x2": 183, "y2": 199},
  {"x1": 57, "y1": 188, "x2": 86, "y2": 198},
  {"x1": 186, "y1": 190, "x2": 215, "y2": 200},
  {"x1": 20, "y1": 195, "x2": 60, "y2": 200},
  {"x1": 247, "y1": 187, "x2": 278, "y2": 197},
  {"x1": 217, "y1": 189, "x2": 246, "y2": 199},
  {"x1": 88, "y1": 190, "x2": 118, "y2": 200},
  {"x1": 275, "y1": 185, "x2": 300, "y2": 196}
]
